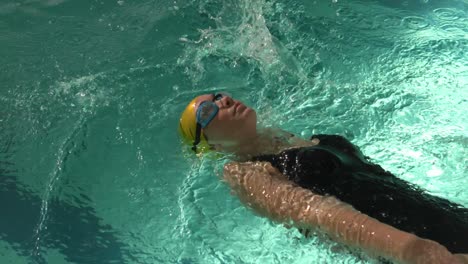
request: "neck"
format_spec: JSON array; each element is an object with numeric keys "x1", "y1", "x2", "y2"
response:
[{"x1": 218, "y1": 128, "x2": 297, "y2": 160}]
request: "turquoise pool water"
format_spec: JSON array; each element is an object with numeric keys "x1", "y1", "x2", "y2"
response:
[{"x1": 1, "y1": 0, "x2": 467, "y2": 263}]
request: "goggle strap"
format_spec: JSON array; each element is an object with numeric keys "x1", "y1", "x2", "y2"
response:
[{"x1": 191, "y1": 122, "x2": 202, "y2": 153}]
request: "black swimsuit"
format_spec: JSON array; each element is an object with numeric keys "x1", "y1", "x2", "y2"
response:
[{"x1": 252, "y1": 135, "x2": 468, "y2": 253}]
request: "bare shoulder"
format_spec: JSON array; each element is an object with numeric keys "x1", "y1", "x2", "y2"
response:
[
  {"x1": 223, "y1": 161, "x2": 287, "y2": 189},
  {"x1": 223, "y1": 161, "x2": 282, "y2": 178}
]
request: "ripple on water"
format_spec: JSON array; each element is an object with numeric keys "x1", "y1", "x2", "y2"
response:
[
  {"x1": 433, "y1": 8, "x2": 463, "y2": 21},
  {"x1": 375, "y1": 14, "x2": 404, "y2": 28},
  {"x1": 337, "y1": 7, "x2": 379, "y2": 31},
  {"x1": 402, "y1": 16, "x2": 430, "y2": 31},
  {"x1": 439, "y1": 23, "x2": 467, "y2": 37}
]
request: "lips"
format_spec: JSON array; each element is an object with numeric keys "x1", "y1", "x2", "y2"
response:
[{"x1": 234, "y1": 102, "x2": 244, "y2": 113}]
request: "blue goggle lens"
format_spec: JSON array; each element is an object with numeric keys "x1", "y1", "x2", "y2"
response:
[
  {"x1": 197, "y1": 101, "x2": 219, "y2": 128},
  {"x1": 191, "y1": 92, "x2": 232, "y2": 152}
]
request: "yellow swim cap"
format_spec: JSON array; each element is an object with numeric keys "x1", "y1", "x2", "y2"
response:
[{"x1": 178, "y1": 97, "x2": 211, "y2": 153}]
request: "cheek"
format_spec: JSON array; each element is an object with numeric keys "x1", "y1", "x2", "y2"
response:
[
  {"x1": 216, "y1": 109, "x2": 232, "y2": 121},
  {"x1": 217, "y1": 121, "x2": 241, "y2": 140},
  {"x1": 203, "y1": 119, "x2": 233, "y2": 141}
]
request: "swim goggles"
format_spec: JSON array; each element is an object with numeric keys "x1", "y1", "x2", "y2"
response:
[{"x1": 192, "y1": 92, "x2": 231, "y2": 152}]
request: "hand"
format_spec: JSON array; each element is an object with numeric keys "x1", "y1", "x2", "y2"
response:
[{"x1": 402, "y1": 238, "x2": 463, "y2": 264}]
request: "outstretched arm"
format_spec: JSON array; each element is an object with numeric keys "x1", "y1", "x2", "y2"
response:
[{"x1": 223, "y1": 161, "x2": 461, "y2": 264}]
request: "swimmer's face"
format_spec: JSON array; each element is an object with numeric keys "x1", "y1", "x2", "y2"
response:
[{"x1": 195, "y1": 94, "x2": 257, "y2": 145}]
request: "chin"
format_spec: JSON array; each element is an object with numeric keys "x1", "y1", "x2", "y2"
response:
[
  {"x1": 245, "y1": 107, "x2": 256, "y2": 117},
  {"x1": 246, "y1": 110, "x2": 257, "y2": 129}
]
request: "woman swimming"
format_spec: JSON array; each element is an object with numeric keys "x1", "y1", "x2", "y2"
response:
[{"x1": 178, "y1": 92, "x2": 468, "y2": 264}]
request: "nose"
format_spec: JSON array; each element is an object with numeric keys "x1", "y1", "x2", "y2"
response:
[{"x1": 220, "y1": 95, "x2": 234, "y2": 108}]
